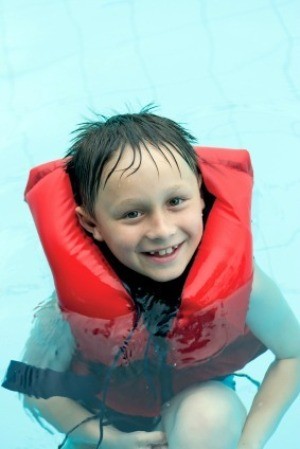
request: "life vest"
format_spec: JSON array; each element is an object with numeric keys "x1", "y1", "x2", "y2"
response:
[{"x1": 25, "y1": 147, "x2": 267, "y2": 416}]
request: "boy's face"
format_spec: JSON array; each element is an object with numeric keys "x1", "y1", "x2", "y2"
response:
[{"x1": 77, "y1": 144, "x2": 205, "y2": 282}]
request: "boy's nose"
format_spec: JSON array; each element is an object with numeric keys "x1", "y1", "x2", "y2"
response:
[{"x1": 145, "y1": 211, "x2": 176, "y2": 240}]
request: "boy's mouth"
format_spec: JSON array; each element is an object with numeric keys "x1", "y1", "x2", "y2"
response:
[{"x1": 142, "y1": 244, "x2": 181, "y2": 258}]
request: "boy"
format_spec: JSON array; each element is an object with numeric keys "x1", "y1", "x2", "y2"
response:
[{"x1": 3, "y1": 107, "x2": 300, "y2": 449}]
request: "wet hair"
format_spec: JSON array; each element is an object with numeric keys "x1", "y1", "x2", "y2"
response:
[{"x1": 65, "y1": 105, "x2": 199, "y2": 218}]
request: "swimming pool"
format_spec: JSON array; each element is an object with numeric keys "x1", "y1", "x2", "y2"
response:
[{"x1": 1, "y1": 1, "x2": 299, "y2": 448}]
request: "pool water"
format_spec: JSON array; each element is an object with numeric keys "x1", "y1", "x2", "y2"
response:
[{"x1": 0, "y1": 1, "x2": 299, "y2": 448}]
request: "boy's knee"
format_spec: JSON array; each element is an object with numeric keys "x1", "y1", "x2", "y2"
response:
[{"x1": 163, "y1": 381, "x2": 247, "y2": 449}]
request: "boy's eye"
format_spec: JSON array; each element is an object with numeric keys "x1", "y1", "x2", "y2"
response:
[
  {"x1": 122, "y1": 211, "x2": 141, "y2": 219},
  {"x1": 169, "y1": 197, "x2": 184, "y2": 206}
]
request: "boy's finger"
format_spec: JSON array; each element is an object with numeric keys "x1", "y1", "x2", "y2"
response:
[
  {"x1": 139, "y1": 430, "x2": 167, "y2": 446},
  {"x1": 150, "y1": 430, "x2": 167, "y2": 443}
]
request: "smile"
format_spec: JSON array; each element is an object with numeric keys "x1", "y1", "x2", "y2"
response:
[{"x1": 143, "y1": 244, "x2": 180, "y2": 257}]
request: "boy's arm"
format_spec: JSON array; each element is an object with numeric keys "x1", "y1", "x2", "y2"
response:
[
  {"x1": 237, "y1": 263, "x2": 300, "y2": 449},
  {"x1": 20, "y1": 293, "x2": 120, "y2": 447},
  {"x1": 23, "y1": 395, "x2": 121, "y2": 447}
]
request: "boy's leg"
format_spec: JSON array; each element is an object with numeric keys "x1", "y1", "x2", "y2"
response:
[
  {"x1": 63, "y1": 442, "x2": 95, "y2": 449},
  {"x1": 160, "y1": 380, "x2": 247, "y2": 449}
]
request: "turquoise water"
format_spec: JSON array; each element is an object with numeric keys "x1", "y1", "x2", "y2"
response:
[{"x1": 0, "y1": 0, "x2": 299, "y2": 447}]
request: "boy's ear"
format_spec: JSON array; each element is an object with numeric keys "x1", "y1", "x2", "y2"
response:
[
  {"x1": 197, "y1": 174, "x2": 203, "y2": 188},
  {"x1": 197, "y1": 175, "x2": 206, "y2": 212},
  {"x1": 75, "y1": 206, "x2": 104, "y2": 241}
]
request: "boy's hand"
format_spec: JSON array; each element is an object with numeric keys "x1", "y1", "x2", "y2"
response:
[{"x1": 109, "y1": 429, "x2": 168, "y2": 449}]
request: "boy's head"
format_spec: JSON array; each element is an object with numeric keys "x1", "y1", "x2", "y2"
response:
[
  {"x1": 66, "y1": 106, "x2": 199, "y2": 218},
  {"x1": 65, "y1": 107, "x2": 205, "y2": 281}
]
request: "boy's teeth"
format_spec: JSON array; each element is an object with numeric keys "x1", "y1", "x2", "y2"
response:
[
  {"x1": 159, "y1": 247, "x2": 172, "y2": 256},
  {"x1": 149, "y1": 245, "x2": 178, "y2": 256}
]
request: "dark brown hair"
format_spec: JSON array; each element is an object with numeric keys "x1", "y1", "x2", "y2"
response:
[{"x1": 65, "y1": 105, "x2": 199, "y2": 218}]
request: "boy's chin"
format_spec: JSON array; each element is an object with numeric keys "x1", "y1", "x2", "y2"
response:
[{"x1": 142, "y1": 267, "x2": 186, "y2": 283}]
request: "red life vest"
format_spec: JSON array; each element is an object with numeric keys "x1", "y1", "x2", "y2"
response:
[{"x1": 25, "y1": 147, "x2": 266, "y2": 416}]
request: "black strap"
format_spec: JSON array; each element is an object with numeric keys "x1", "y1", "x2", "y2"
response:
[{"x1": 2, "y1": 360, "x2": 102, "y2": 402}]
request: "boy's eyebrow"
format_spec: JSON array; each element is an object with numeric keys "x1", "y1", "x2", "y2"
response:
[
  {"x1": 114, "y1": 198, "x2": 148, "y2": 210},
  {"x1": 114, "y1": 184, "x2": 189, "y2": 209}
]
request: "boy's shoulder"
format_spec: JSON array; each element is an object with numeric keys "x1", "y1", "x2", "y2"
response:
[
  {"x1": 22, "y1": 292, "x2": 75, "y2": 371},
  {"x1": 247, "y1": 263, "x2": 300, "y2": 358}
]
